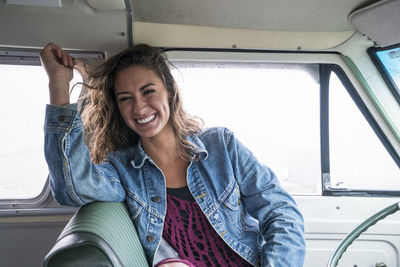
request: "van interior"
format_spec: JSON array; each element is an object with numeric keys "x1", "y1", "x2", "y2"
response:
[{"x1": 1, "y1": 0, "x2": 400, "y2": 266}]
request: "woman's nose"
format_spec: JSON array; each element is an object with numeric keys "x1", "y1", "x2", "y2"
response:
[{"x1": 133, "y1": 98, "x2": 147, "y2": 114}]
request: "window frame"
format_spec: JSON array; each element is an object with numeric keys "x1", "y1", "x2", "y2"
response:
[
  {"x1": 367, "y1": 44, "x2": 400, "y2": 105},
  {"x1": 0, "y1": 47, "x2": 103, "y2": 210},
  {"x1": 320, "y1": 64, "x2": 400, "y2": 197}
]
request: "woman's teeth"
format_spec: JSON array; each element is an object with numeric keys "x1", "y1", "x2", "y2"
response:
[{"x1": 137, "y1": 114, "x2": 156, "y2": 124}]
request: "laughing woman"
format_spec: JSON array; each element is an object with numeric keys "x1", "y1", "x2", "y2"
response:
[{"x1": 41, "y1": 42, "x2": 305, "y2": 267}]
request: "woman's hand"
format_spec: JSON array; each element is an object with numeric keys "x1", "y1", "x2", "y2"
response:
[
  {"x1": 155, "y1": 258, "x2": 194, "y2": 267},
  {"x1": 40, "y1": 42, "x2": 75, "y2": 106},
  {"x1": 157, "y1": 262, "x2": 191, "y2": 267}
]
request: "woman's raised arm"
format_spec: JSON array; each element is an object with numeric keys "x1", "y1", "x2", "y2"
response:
[{"x1": 41, "y1": 43, "x2": 126, "y2": 206}]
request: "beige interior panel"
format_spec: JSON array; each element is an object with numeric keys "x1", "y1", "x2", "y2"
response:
[{"x1": 134, "y1": 22, "x2": 354, "y2": 50}]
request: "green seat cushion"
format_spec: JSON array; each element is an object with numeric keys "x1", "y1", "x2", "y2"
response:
[{"x1": 44, "y1": 202, "x2": 149, "y2": 267}]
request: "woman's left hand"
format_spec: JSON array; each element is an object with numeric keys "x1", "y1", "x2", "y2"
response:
[
  {"x1": 155, "y1": 258, "x2": 194, "y2": 267},
  {"x1": 157, "y1": 262, "x2": 191, "y2": 267}
]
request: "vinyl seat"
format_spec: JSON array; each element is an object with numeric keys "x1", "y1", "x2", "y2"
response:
[{"x1": 43, "y1": 202, "x2": 149, "y2": 267}]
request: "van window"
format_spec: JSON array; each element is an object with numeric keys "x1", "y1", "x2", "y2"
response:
[
  {"x1": 172, "y1": 61, "x2": 321, "y2": 194},
  {"x1": 329, "y1": 71, "x2": 400, "y2": 191},
  {"x1": 0, "y1": 64, "x2": 82, "y2": 199},
  {"x1": 172, "y1": 59, "x2": 400, "y2": 196}
]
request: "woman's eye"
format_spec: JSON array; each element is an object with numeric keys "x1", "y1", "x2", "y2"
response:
[
  {"x1": 118, "y1": 96, "x2": 131, "y2": 102},
  {"x1": 143, "y1": 89, "x2": 155, "y2": 96}
]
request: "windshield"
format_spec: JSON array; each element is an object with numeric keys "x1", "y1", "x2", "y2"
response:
[
  {"x1": 370, "y1": 44, "x2": 400, "y2": 100},
  {"x1": 377, "y1": 46, "x2": 400, "y2": 88}
]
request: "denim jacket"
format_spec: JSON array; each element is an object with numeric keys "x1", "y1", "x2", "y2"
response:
[{"x1": 44, "y1": 104, "x2": 305, "y2": 267}]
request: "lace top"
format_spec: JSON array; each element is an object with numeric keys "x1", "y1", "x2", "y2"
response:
[{"x1": 162, "y1": 187, "x2": 252, "y2": 267}]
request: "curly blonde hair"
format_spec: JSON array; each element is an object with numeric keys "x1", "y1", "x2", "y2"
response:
[{"x1": 77, "y1": 44, "x2": 202, "y2": 163}]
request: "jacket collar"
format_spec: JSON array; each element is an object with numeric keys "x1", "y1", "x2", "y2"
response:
[{"x1": 130, "y1": 133, "x2": 209, "y2": 169}]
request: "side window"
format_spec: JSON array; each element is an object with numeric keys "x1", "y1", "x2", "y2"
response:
[
  {"x1": 329, "y1": 71, "x2": 400, "y2": 191},
  {"x1": 0, "y1": 64, "x2": 82, "y2": 200},
  {"x1": 172, "y1": 62, "x2": 321, "y2": 195},
  {"x1": 0, "y1": 49, "x2": 103, "y2": 203}
]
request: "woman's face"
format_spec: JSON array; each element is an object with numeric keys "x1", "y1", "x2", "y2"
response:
[{"x1": 114, "y1": 65, "x2": 171, "y2": 140}]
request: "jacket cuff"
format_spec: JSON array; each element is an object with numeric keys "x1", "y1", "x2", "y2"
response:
[{"x1": 44, "y1": 103, "x2": 82, "y2": 132}]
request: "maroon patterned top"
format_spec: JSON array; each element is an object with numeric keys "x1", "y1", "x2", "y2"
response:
[{"x1": 162, "y1": 187, "x2": 252, "y2": 267}]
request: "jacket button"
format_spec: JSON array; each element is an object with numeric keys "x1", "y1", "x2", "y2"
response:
[
  {"x1": 151, "y1": 196, "x2": 161, "y2": 203},
  {"x1": 147, "y1": 235, "x2": 155, "y2": 242},
  {"x1": 57, "y1": 115, "x2": 67, "y2": 122}
]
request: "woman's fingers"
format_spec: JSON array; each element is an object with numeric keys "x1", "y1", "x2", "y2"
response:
[
  {"x1": 42, "y1": 43, "x2": 60, "y2": 60},
  {"x1": 41, "y1": 42, "x2": 74, "y2": 68},
  {"x1": 58, "y1": 50, "x2": 71, "y2": 68},
  {"x1": 62, "y1": 52, "x2": 68, "y2": 67},
  {"x1": 40, "y1": 42, "x2": 74, "y2": 83},
  {"x1": 69, "y1": 55, "x2": 74, "y2": 68},
  {"x1": 61, "y1": 52, "x2": 75, "y2": 69}
]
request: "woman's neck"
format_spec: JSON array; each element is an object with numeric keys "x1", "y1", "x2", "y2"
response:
[
  {"x1": 141, "y1": 125, "x2": 189, "y2": 188},
  {"x1": 140, "y1": 125, "x2": 182, "y2": 165}
]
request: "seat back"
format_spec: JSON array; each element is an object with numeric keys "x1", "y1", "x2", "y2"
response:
[{"x1": 44, "y1": 202, "x2": 149, "y2": 267}]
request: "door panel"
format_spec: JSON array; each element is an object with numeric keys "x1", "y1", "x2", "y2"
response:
[
  {"x1": 0, "y1": 216, "x2": 71, "y2": 267},
  {"x1": 298, "y1": 196, "x2": 400, "y2": 266}
]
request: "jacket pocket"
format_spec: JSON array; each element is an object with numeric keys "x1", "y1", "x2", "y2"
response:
[
  {"x1": 219, "y1": 179, "x2": 240, "y2": 210},
  {"x1": 219, "y1": 180, "x2": 241, "y2": 225},
  {"x1": 127, "y1": 190, "x2": 147, "y2": 221}
]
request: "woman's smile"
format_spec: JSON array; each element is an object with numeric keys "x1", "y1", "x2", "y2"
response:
[{"x1": 136, "y1": 114, "x2": 156, "y2": 125}]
